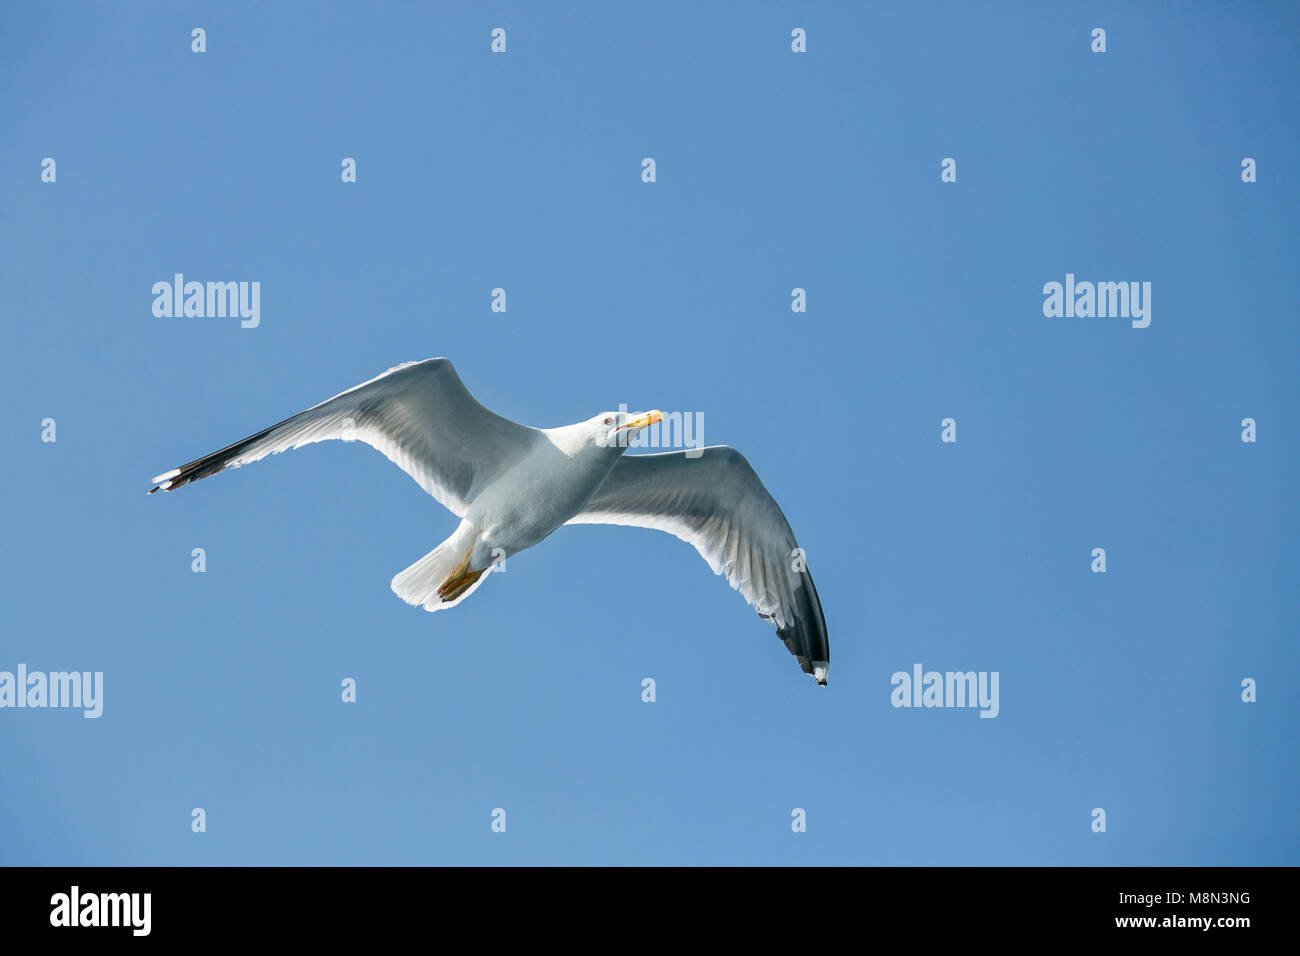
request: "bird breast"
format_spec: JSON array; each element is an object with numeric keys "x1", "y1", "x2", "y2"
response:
[{"x1": 468, "y1": 444, "x2": 618, "y2": 555}]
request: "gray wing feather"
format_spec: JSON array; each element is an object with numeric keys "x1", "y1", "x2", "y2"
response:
[
  {"x1": 568, "y1": 446, "x2": 830, "y2": 683},
  {"x1": 149, "y1": 358, "x2": 537, "y2": 516}
]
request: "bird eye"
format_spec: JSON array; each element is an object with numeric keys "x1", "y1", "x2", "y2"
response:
[{"x1": 603, "y1": 417, "x2": 612, "y2": 426}]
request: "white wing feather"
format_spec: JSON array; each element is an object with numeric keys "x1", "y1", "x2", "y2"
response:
[
  {"x1": 568, "y1": 446, "x2": 829, "y2": 682},
  {"x1": 149, "y1": 358, "x2": 538, "y2": 516}
]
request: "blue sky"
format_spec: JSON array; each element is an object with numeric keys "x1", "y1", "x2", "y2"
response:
[{"x1": 1, "y1": 1, "x2": 1296, "y2": 865}]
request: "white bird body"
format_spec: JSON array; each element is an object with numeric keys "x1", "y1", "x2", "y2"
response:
[
  {"x1": 420, "y1": 424, "x2": 623, "y2": 606},
  {"x1": 150, "y1": 358, "x2": 830, "y2": 684},
  {"x1": 472, "y1": 422, "x2": 620, "y2": 556}
]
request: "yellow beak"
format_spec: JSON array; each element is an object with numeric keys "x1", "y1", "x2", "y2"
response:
[{"x1": 618, "y1": 410, "x2": 663, "y2": 431}]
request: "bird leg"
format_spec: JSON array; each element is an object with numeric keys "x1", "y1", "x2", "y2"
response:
[{"x1": 437, "y1": 551, "x2": 486, "y2": 603}]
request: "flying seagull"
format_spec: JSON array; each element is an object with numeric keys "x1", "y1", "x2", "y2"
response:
[{"x1": 149, "y1": 359, "x2": 829, "y2": 683}]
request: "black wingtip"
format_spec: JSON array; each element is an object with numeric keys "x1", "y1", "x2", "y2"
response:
[{"x1": 776, "y1": 567, "x2": 829, "y2": 686}]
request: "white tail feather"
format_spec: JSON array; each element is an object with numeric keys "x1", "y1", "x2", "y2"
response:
[{"x1": 390, "y1": 524, "x2": 490, "y2": 612}]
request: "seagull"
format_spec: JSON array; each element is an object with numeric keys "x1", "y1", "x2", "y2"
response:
[{"x1": 149, "y1": 359, "x2": 829, "y2": 684}]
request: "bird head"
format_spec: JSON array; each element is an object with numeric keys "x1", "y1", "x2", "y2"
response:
[{"x1": 592, "y1": 409, "x2": 663, "y2": 450}]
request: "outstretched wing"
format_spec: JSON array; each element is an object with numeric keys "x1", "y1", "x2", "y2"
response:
[
  {"x1": 149, "y1": 358, "x2": 538, "y2": 516},
  {"x1": 567, "y1": 446, "x2": 829, "y2": 684}
]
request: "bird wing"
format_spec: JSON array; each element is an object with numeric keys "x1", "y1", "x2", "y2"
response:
[
  {"x1": 567, "y1": 446, "x2": 830, "y2": 683},
  {"x1": 149, "y1": 358, "x2": 538, "y2": 516}
]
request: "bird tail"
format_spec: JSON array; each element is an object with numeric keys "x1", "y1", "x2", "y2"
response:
[{"x1": 391, "y1": 524, "x2": 492, "y2": 612}]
